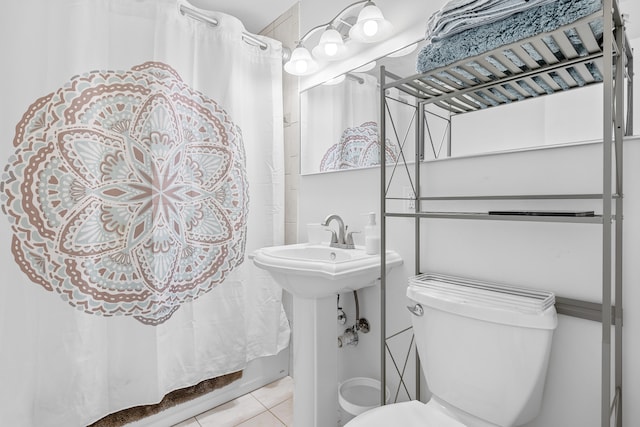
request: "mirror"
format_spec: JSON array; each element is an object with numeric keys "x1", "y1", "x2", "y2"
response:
[
  {"x1": 300, "y1": 41, "x2": 427, "y2": 175},
  {"x1": 300, "y1": 72, "x2": 381, "y2": 174},
  {"x1": 300, "y1": 34, "x2": 606, "y2": 176}
]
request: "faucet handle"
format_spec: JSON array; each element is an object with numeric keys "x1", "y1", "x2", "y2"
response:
[
  {"x1": 324, "y1": 228, "x2": 338, "y2": 244},
  {"x1": 345, "y1": 230, "x2": 359, "y2": 247}
]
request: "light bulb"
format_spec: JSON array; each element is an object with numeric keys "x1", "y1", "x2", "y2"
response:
[
  {"x1": 324, "y1": 43, "x2": 338, "y2": 57},
  {"x1": 295, "y1": 60, "x2": 308, "y2": 74},
  {"x1": 349, "y1": 2, "x2": 393, "y2": 43},
  {"x1": 363, "y1": 20, "x2": 378, "y2": 37}
]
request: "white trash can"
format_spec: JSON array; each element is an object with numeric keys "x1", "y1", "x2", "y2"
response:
[{"x1": 338, "y1": 377, "x2": 390, "y2": 424}]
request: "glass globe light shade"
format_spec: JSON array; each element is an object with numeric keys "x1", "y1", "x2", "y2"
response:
[
  {"x1": 284, "y1": 46, "x2": 319, "y2": 76},
  {"x1": 312, "y1": 28, "x2": 348, "y2": 61},
  {"x1": 349, "y1": 3, "x2": 393, "y2": 43}
]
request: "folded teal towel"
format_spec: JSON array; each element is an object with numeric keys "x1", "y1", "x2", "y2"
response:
[
  {"x1": 417, "y1": 0, "x2": 603, "y2": 74},
  {"x1": 426, "y1": 0, "x2": 559, "y2": 42}
]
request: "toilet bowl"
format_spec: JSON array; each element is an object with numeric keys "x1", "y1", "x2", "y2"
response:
[
  {"x1": 346, "y1": 399, "x2": 468, "y2": 426},
  {"x1": 346, "y1": 273, "x2": 557, "y2": 427}
]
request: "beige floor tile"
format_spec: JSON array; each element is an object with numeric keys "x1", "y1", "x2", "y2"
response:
[
  {"x1": 172, "y1": 418, "x2": 200, "y2": 427},
  {"x1": 270, "y1": 397, "x2": 293, "y2": 426},
  {"x1": 250, "y1": 376, "x2": 294, "y2": 409},
  {"x1": 196, "y1": 393, "x2": 266, "y2": 427},
  {"x1": 235, "y1": 411, "x2": 285, "y2": 427}
]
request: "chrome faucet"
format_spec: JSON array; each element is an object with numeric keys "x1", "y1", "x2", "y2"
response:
[{"x1": 321, "y1": 214, "x2": 356, "y2": 249}]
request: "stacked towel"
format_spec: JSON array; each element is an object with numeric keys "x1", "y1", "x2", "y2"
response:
[
  {"x1": 417, "y1": 0, "x2": 603, "y2": 73},
  {"x1": 426, "y1": 0, "x2": 559, "y2": 42}
]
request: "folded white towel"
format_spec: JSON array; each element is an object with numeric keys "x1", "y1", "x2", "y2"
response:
[{"x1": 426, "y1": 0, "x2": 558, "y2": 42}]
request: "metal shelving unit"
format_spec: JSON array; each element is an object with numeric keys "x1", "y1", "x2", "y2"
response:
[{"x1": 379, "y1": 0, "x2": 633, "y2": 425}]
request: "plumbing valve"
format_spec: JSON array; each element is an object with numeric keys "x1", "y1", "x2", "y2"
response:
[
  {"x1": 338, "y1": 326, "x2": 359, "y2": 348},
  {"x1": 337, "y1": 295, "x2": 347, "y2": 325},
  {"x1": 356, "y1": 318, "x2": 370, "y2": 333},
  {"x1": 337, "y1": 308, "x2": 347, "y2": 325}
]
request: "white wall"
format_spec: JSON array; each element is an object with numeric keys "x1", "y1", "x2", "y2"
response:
[{"x1": 297, "y1": 1, "x2": 640, "y2": 425}]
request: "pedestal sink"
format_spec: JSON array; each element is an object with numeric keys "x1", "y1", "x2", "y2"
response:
[{"x1": 252, "y1": 243, "x2": 402, "y2": 427}]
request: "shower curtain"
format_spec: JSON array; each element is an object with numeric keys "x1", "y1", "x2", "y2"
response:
[
  {"x1": 0, "y1": 1, "x2": 289, "y2": 425},
  {"x1": 300, "y1": 73, "x2": 398, "y2": 174}
]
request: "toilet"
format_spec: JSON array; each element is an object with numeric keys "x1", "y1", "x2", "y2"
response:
[{"x1": 346, "y1": 273, "x2": 558, "y2": 427}]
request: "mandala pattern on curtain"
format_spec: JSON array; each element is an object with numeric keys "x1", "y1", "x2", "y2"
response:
[
  {"x1": 320, "y1": 121, "x2": 398, "y2": 172},
  {"x1": 1, "y1": 61, "x2": 248, "y2": 325}
]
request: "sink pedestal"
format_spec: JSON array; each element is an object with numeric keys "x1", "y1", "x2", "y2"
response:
[
  {"x1": 292, "y1": 295, "x2": 338, "y2": 427},
  {"x1": 251, "y1": 243, "x2": 403, "y2": 427}
]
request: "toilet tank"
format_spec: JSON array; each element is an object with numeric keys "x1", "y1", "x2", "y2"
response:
[{"x1": 407, "y1": 274, "x2": 557, "y2": 427}]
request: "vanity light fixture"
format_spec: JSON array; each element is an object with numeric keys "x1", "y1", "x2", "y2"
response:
[
  {"x1": 284, "y1": 0, "x2": 392, "y2": 76},
  {"x1": 349, "y1": 1, "x2": 393, "y2": 43},
  {"x1": 312, "y1": 27, "x2": 348, "y2": 61},
  {"x1": 284, "y1": 44, "x2": 319, "y2": 76}
]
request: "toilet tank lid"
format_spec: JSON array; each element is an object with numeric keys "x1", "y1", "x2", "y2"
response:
[{"x1": 408, "y1": 274, "x2": 557, "y2": 329}]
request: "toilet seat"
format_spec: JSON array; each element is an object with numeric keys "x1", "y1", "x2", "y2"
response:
[{"x1": 345, "y1": 400, "x2": 467, "y2": 427}]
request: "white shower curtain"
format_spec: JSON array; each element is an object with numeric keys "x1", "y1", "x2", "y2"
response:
[{"x1": 0, "y1": 1, "x2": 289, "y2": 425}]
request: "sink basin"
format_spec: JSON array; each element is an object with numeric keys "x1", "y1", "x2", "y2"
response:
[{"x1": 252, "y1": 243, "x2": 402, "y2": 299}]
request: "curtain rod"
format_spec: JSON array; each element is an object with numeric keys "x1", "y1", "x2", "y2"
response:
[{"x1": 179, "y1": 4, "x2": 268, "y2": 50}]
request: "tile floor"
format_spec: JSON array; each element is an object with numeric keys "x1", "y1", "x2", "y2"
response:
[{"x1": 172, "y1": 376, "x2": 294, "y2": 427}]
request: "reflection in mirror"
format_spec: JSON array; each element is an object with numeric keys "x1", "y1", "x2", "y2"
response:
[
  {"x1": 301, "y1": 31, "x2": 607, "y2": 176},
  {"x1": 300, "y1": 41, "x2": 427, "y2": 175},
  {"x1": 301, "y1": 73, "x2": 397, "y2": 174},
  {"x1": 379, "y1": 40, "x2": 454, "y2": 164}
]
